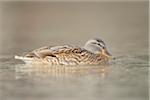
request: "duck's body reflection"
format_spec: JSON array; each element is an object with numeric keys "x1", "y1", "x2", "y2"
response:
[{"x1": 15, "y1": 64, "x2": 110, "y2": 79}]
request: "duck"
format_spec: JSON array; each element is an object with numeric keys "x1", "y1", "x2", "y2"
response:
[{"x1": 15, "y1": 38, "x2": 112, "y2": 65}]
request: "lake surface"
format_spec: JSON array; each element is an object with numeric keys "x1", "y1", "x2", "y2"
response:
[{"x1": 0, "y1": 1, "x2": 149, "y2": 100}]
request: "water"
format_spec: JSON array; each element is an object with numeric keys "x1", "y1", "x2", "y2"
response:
[{"x1": 0, "y1": 1, "x2": 148, "y2": 100}]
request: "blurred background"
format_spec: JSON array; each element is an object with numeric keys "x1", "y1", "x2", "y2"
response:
[{"x1": 0, "y1": 0, "x2": 148, "y2": 56}]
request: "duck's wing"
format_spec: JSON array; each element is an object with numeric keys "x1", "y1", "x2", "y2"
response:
[
  {"x1": 24, "y1": 46, "x2": 53, "y2": 58},
  {"x1": 14, "y1": 45, "x2": 71, "y2": 62},
  {"x1": 25, "y1": 45, "x2": 74, "y2": 59},
  {"x1": 29, "y1": 45, "x2": 92, "y2": 61}
]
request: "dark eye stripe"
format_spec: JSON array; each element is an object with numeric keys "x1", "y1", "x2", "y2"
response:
[
  {"x1": 98, "y1": 43, "x2": 105, "y2": 48},
  {"x1": 91, "y1": 42, "x2": 105, "y2": 48},
  {"x1": 95, "y1": 39, "x2": 105, "y2": 45}
]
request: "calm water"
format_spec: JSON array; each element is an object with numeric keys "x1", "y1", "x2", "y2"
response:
[{"x1": 0, "y1": 1, "x2": 149, "y2": 100}]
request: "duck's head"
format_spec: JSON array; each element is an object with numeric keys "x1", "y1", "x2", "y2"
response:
[{"x1": 84, "y1": 38, "x2": 112, "y2": 59}]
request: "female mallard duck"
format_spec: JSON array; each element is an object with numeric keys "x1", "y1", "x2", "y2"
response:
[{"x1": 15, "y1": 38, "x2": 112, "y2": 65}]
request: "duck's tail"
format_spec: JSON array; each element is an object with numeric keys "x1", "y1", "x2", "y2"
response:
[{"x1": 14, "y1": 55, "x2": 33, "y2": 63}]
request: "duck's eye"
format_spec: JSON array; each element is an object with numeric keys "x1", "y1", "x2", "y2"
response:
[
  {"x1": 97, "y1": 43, "x2": 103, "y2": 47},
  {"x1": 91, "y1": 42, "x2": 105, "y2": 48},
  {"x1": 97, "y1": 43, "x2": 105, "y2": 49}
]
